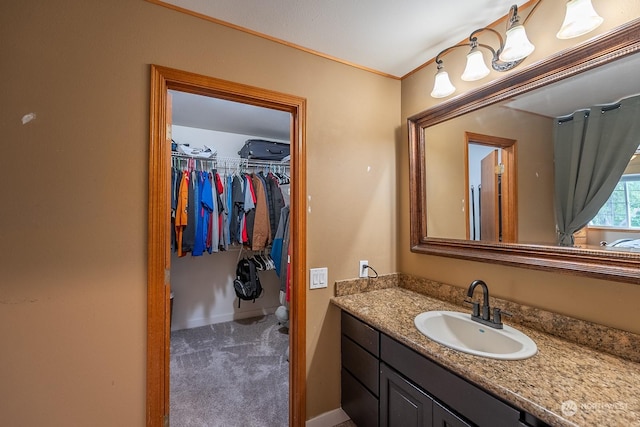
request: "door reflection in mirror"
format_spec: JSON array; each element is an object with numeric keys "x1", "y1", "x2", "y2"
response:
[{"x1": 466, "y1": 133, "x2": 517, "y2": 243}]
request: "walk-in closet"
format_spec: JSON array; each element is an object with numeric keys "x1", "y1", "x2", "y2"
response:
[{"x1": 167, "y1": 89, "x2": 292, "y2": 427}]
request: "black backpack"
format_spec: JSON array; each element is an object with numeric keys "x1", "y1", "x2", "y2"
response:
[{"x1": 233, "y1": 258, "x2": 263, "y2": 307}]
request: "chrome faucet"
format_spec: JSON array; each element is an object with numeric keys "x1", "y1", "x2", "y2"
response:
[{"x1": 465, "y1": 280, "x2": 507, "y2": 329}]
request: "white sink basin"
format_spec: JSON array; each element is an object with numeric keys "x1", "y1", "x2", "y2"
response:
[{"x1": 414, "y1": 311, "x2": 537, "y2": 360}]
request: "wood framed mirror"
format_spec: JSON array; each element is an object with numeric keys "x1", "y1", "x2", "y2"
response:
[{"x1": 408, "y1": 19, "x2": 640, "y2": 284}]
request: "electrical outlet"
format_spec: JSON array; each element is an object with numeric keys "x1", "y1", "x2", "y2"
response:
[
  {"x1": 309, "y1": 267, "x2": 328, "y2": 289},
  {"x1": 359, "y1": 260, "x2": 368, "y2": 278}
]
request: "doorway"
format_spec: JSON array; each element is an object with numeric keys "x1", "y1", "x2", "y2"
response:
[
  {"x1": 464, "y1": 132, "x2": 517, "y2": 243},
  {"x1": 147, "y1": 65, "x2": 307, "y2": 427}
]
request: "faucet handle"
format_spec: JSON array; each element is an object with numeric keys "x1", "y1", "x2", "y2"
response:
[
  {"x1": 464, "y1": 299, "x2": 480, "y2": 317},
  {"x1": 492, "y1": 307, "x2": 512, "y2": 325}
]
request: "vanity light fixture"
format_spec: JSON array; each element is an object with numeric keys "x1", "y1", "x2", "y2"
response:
[
  {"x1": 430, "y1": 0, "x2": 604, "y2": 99},
  {"x1": 430, "y1": 64, "x2": 457, "y2": 98},
  {"x1": 557, "y1": 0, "x2": 603, "y2": 39},
  {"x1": 499, "y1": 6, "x2": 536, "y2": 63}
]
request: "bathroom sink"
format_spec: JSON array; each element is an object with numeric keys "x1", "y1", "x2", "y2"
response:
[{"x1": 414, "y1": 311, "x2": 537, "y2": 360}]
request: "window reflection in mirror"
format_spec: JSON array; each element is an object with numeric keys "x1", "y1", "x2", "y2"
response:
[{"x1": 588, "y1": 153, "x2": 640, "y2": 250}]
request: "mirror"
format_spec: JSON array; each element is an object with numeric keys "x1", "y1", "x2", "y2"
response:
[{"x1": 409, "y1": 18, "x2": 640, "y2": 284}]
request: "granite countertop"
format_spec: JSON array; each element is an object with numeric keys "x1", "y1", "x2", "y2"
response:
[{"x1": 332, "y1": 286, "x2": 640, "y2": 427}]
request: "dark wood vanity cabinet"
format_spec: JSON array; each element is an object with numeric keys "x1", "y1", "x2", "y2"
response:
[
  {"x1": 341, "y1": 310, "x2": 380, "y2": 427},
  {"x1": 340, "y1": 311, "x2": 549, "y2": 427}
]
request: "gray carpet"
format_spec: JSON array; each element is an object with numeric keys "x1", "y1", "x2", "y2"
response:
[{"x1": 170, "y1": 315, "x2": 290, "y2": 427}]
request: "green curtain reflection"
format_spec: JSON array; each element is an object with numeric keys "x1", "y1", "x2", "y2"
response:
[{"x1": 554, "y1": 94, "x2": 640, "y2": 246}]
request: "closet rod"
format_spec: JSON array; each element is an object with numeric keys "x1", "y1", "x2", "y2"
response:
[{"x1": 171, "y1": 153, "x2": 290, "y2": 169}]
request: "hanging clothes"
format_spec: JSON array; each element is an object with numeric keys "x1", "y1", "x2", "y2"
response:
[
  {"x1": 211, "y1": 169, "x2": 225, "y2": 252},
  {"x1": 231, "y1": 175, "x2": 244, "y2": 245},
  {"x1": 175, "y1": 170, "x2": 190, "y2": 257},
  {"x1": 225, "y1": 174, "x2": 234, "y2": 247},
  {"x1": 171, "y1": 153, "x2": 290, "y2": 258},
  {"x1": 206, "y1": 172, "x2": 218, "y2": 254},
  {"x1": 170, "y1": 167, "x2": 180, "y2": 252},
  {"x1": 265, "y1": 172, "x2": 285, "y2": 240},
  {"x1": 182, "y1": 169, "x2": 198, "y2": 254},
  {"x1": 271, "y1": 205, "x2": 289, "y2": 277},
  {"x1": 250, "y1": 174, "x2": 271, "y2": 250},
  {"x1": 193, "y1": 171, "x2": 211, "y2": 256},
  {"x1": 243, "y1": 174, "x2": 257, "y2": 247}
]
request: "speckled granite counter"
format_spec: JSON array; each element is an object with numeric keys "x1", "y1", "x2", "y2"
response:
[{"x1": 331, "y1": 276, "x2": 640, "y2": 427}]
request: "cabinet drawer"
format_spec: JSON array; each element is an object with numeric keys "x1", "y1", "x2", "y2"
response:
[
  {"x1": 341, "y1": 311, "x2": 379, "y2": 356},
  {"x1": 381, "y1": 334, "x2": 520, "y2": 427},
  {"x1": 342, "y1": 335, "x2": 380, "y2": 396},
  {"x1": 342, "y1": 368, "x2": 379, "y2": 427}
]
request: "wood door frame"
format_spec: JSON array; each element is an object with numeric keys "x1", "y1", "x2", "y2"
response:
[
  {"x1": 464, "y1": 132, "x2": 517, "y2": 243},
  {"x1": 147, "y1": 64, "x2": 307, "y2": 427}
]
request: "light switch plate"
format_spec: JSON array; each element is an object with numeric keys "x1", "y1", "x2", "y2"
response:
[{"x1": 309, "y1": 267, "x2": 328, "y2": 289}]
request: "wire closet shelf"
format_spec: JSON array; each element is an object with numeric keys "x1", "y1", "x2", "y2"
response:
[{"x1": 171, "y1": 153, "x2": 290, "y2": 173}]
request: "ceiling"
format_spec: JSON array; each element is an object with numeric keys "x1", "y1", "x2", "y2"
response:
[
  {"x1": 165, "y1": 0, "x2": 528, "y2": 139},
  {"x1": 504, "y1": 53, "x2": 640, "y2": 118},
  {"x1": 160, "y1": 0, "x2": 529, "y2": 78},
  {"x1": 170, "y1": 90, "x2": 292, "y2": 141},
  {"x1": 163, "y1": 1, "x2": 637, "y2": 139}
]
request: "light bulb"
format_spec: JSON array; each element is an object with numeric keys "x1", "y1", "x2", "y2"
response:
[
  {"x1": 431, "y1": 69, "x2": 456, "y2": 98},
  {"x1": 461, "y1": 49, "x2": 491, "y2": 81},
  {"x1": 500, "y1": 24, "x2": 535, "y2": 62},
  {"x1": 557, "y1": 0, "x2": 603, "y2": 39}
]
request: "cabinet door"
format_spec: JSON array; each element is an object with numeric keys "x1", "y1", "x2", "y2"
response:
[
  {"x1": 381, "y1": 334, "x2": 521, "y2": 426},
  {"x1": 380, "y1": 363, "x2": 433, "y2": 427},
  {"x1": 433, "y1": 402, "x2": 473, "y2": 427}
]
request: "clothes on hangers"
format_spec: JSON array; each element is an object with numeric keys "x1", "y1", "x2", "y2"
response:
[
  {"x1": 271, "y1": 205, "x2": 290, "y2": 280},
  {"x1": 243, "y1": 174, "x2": 257, "y2": 247},
  {"x1": 265, "y1": 172, "x2": 286, "y2": 239},
  {"x1": 226, "y1": 174, "x2": 233, "y2": 247},
  {"x1": 175, "y1": 170, "x2": 190, "y2": 257},
  {"x1": 183, "y1": 169, "x2": 197, "y2": 254},
  {"x1": 211, "y1": 170, "x2": 227, "y2": 250},
  {"x1": 251, "y1": 174, "x2": 271, "y2": 251},
  {"x1": 171, "y1": 167, "x2": 179, "y2": 253},
  {"x1": 229, "y1": 175, "x2": 241, "y2": 245},
  {"x1": 193, "y1": 171, "x2": 211, "y2": 256},
  {"x1": 170, "y1": 155, "x2": 289, "y2": 256}
]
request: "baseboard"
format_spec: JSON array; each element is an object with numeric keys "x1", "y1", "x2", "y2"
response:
[
  {"x1": 305, "y1": 408, "x2": 350, "y2": 427},
  {"x1": 171, "y1": 306, "x2": 278, "y2": 331}
]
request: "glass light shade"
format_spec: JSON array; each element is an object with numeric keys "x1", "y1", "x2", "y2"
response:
[
  {"x1": 461, "y1": 49, "x2": 491, "y2": 81},
  {"x1": 556, "y1": 0, "x2": 603, "y2": 39},
  {"x1": 499, "y1": 24, "x2": 535, "y2": 62},
  {"x1": 430, "y1": 69, "x2": 456, "y2": 98}
]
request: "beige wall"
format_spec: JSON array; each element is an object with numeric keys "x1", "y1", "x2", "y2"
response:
[
  {"x1": 0, "y1": 1, "x2": 399, "y2": 425},
  {"x1": 400, "y1": 1, "x2": 640, "y2": 336},
  {"x1": 3, "y1": 1, "x2": 640, "y2": 426}
]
